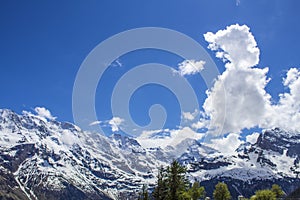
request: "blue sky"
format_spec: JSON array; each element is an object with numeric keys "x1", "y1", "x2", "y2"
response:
[{"x1": 1, "y1": 1, "x2": 300, "y2": 141}]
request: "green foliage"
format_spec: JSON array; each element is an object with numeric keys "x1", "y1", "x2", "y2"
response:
[
  {"x1": 250, "y1": 184, "x2": 284, "y2": 200},
  {"x1": 189, "y1": 182, "x2": 206, "y2": 200},
  {"x1": 153, "y1": 166, "x2": 168, "y2": 200},
  {"x1": 213, "y1": 182, "x2": 231, "y2": 200},
  {"x1": 238, "y1": 195, "x2": 248, "y2": 200},
  {"x1": 271, "y1": 184, "x2": 284, "y2": 198},
  {"x1": 166, "y1": 160, "x2": 188, "y2": 200},
  {"x1": 153, "y1": 160, "x2": 190, "y2": 200},
  {"x1": 179, "y1": 181, "x2": 206, "y2": 200},
  {"x1": 150, "y1": 161, "x2": 286, "y2": 200},
  {"x1": 251, "y1": 189, "x2": 276, "y2": 200}
]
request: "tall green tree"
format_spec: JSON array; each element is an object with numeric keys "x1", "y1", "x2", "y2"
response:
[
  {"x1": 166, "y1": 160, "x2": 188, "y2": 200},
  {"x1": 153, "y1": 166, "x2": 168, "y2": 200},
  {"x1": 213, "y1": 182, "x2": 231, "y2": 200},
  {"x1": 271, "y1": 184, "x2": 284, "y2": 198},
  {"x1": 189, "y1": 182, "x2": 206, "y2": 200}
]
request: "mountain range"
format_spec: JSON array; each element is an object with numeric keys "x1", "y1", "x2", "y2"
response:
[{"x1": 0, "y1": 109, "x2": 299, "y2": 199}]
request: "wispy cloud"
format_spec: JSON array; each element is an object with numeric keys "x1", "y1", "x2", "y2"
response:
[
  {"x1": 111, "y1": 58, "x2": 123, "y2": 67},
  {"x1": 89, "y1": 117, "x2": 124, "y2": 132},
  {"x1": 89, "y1": 121, "x2": 101, "y2": 126}
]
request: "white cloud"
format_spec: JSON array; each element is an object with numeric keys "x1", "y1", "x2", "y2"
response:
[
  {"x1": 182, "y1": 112, "x2": 195, "y2": 121},
  {"x1": 170, "y1": 127, "x2": 204, "y2": 146},
  {"x1": 204, "y1": 24, "x2": 260, "y2": 70},
  {"x1": 202, "y1": 24, "x2": 272, "y2": 135},
  {"x1": 111, "y1": 59, "x2": 122, "y2": 67},
  {"x1": 60, "y1": 130, "x2": 80, "y2": 146},
  {"x1": 200, "y1": 23, "x2": 300, "y2": 137},
  {"x1": 191, "y1": 118, "x2": 209, "y2": 130},
  {"x1": 34, "y1": 107, "x2": 56, "y2": 120},
  {"x1": 246, "y1": 132, "x2": 260, "y2": 144},
  {"x1": 182, "y1": 109, "x2": 199, "y2": 121},
  {"x1": 137, "y1": 127, "x2": 204, "y2": 149},
  {"x1": 108, "y1": 117, "x2": 124, "y2": 132},
  {"x1": 89, "y1": 121, "x2": 101, "y2": 126},
  {"x1": 178, "y1": 60, "x2": 205, "y2": 76},
  {"x1": 265, "y1": 68, "x2": 300, "y2": 131},
  {"x1": 206, "y1": 133, "x2": 242, "y2": 154}
]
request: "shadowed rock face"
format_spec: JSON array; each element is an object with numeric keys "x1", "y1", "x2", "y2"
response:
[
  {"x1": 256, "y1": 128, "x2": 300, "y2": 157},
  {"x1": 0, "y1": 109, "x2": 299, "y2": 199}
]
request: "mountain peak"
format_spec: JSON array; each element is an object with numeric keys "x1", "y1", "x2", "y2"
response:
[{"x1": 0, "y1": 109, "x2": 300, "y2": 199}]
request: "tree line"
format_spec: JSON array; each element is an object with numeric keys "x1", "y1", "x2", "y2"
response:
[{"x1": 138, "y1": 160, "x2": 284, "y2": 200}]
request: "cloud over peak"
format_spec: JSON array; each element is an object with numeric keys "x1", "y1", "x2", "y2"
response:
[
  {"x1": 34, "y1": 107, "x2": 56, "y2": 120},
  {"x1": 200, "y1": 24, "x2": 300, "y2": 137},
  {"x1": 203, "y1": 24, "x2": 271, "y2": 135},
  {"x1": 109, "y1": 117, "x2": 124, "y2": 132}
]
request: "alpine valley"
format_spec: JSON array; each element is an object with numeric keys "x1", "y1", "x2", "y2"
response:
[{"x1": 0, "y1": 109, "x2": 299, "y2": 199}]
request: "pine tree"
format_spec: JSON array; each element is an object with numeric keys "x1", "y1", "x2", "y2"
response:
[
  {"x1": 213, "y1": 182, "x2": 231, "y2": 200},
  {"x1": 189, "y1": 182, "x2": 206, "y2": 200},
  {"x1": 271, "y1": 184, "x2": 284, "y2": 198},
  {"x1": 166, "y1": 160, "x2": 188, "y2": 200},
  {"x1": 153, "y1": 166, "x2": 168, "y2": 200}
]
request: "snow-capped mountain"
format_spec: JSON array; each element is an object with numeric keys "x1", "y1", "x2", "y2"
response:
[
  {"x1": 0, "y1": 109, "x2": 169, "y2": 199},
  {"x1": 178, "y1": 128, "x2": 300, "y2": 197},
  {"x1": 0, "y1": 109, "x2": 299, "y2": 199}
]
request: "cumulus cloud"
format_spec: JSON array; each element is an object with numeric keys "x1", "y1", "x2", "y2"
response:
[
  {"x1": 60, "y1": 130, "x2": 80, "y2": 146},
  {"x1": 265, "y1": 68, "x2": 300, "y2": 131},
  {"x1": 108, "y1": 117, "x2": 124, "y2": 132},
  {"x1": 204, "y1": 24, "x2": 260, "y2": 70},
  {"x1": 178, "y1": 60, "x2": 205, "y2": 76},
  {"x1": 34, "y1": 107, "x2": 56, "y2": 120},
  {"x1": 182, "y1": 109, "x2": 199, "y2": 121},
  {"x1": 191, "y1": 118, "x2": 209, "y2": 130},
  {"x1": 202, "y1": 24, "x2": 272, "y2": 135},
  {"x1": 246, "y1": 132, "x2": 260, "y2": 144},
  {"x1": 200, "y1": 23, "x2": 300, "y2": 137},
  {"x1": 206, "y1": 133, "x2": 243, "y2": 154},
  {"x1": 182, "y1": 112, "x2": 195, "y2": 121}
]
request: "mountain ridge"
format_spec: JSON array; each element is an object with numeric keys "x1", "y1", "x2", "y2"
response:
[{"x1": 0, "y1": 109, "x2": 299, "y2": 199}]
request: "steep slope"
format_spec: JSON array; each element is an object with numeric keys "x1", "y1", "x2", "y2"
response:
[
  {"x1": 0, "y1": 109, "x2": 299, "y2": 199},
  {"x1": 180, "y1": 128, "x2": 300, "y2": 198},
  {"x1": 0, "y1": 109, "x2": 168, "y2": 199}
]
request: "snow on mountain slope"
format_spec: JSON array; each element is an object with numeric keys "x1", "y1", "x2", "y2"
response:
[
  {"x1": 0, "y1": 109, "x2": 299, "y2": 199},
  {"x1": 0, "y1": 109, "x2": 169, "y2": 200}
]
